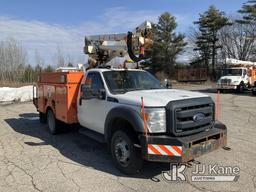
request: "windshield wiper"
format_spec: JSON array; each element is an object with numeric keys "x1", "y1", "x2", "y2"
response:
[
  {"x1": 113, "y1": 87, "x2": 163, "y2": 94},
  {"x1": 112, "y1": 89, "x2": 128, "y2": 94},
  {"x1": 125, "y1": 87, "x2": 163, "y2": 92},
  {"x1": 148, "y1": 87, "x2": 163, "y2": 90}
]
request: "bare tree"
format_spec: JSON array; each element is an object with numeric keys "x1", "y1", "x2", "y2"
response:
[
  {"x1": 56, "y1": 46, "x2": 65, "y2": 67},
  {"x1": 0, "y1": 38, "x2": 27, "y2": 83},
  {"x1": 219, "y1": 16, "x2": 256, "y2": 61},
  {"x1": 34, "y1": 50, "x2": 45, "y2": 68}
]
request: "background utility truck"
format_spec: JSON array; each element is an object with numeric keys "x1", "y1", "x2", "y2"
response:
[
  {"x1": 217, "y1": 58, "x2": 256, "y2": 94},
  {"x1": 33, "y1": 21, "x2": 227, "y2": 174}
]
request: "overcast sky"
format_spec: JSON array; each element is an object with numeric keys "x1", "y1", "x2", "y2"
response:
[{"x1": 0, "y1": 0, "x2": 247, "y2": 65}]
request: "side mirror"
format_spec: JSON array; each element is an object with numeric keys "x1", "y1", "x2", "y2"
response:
[
  {"x1": 98, "y1": 89, "x2": 106, "y2": 100},
  {"x1": 162, "y1": 79, "x2": 172, "y2": 89}
]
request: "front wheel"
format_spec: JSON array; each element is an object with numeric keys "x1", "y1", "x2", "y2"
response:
[
  {"x1": 236, "y1": 82, "x2": 245, "y2": 93},
  {"x1": 252, "y1": 89, "x2": 256, "y2": 96},
  {"x1": 217, "y1": 89, "x2": 223, "y2": 93},
  {"x1": 110, "y1": 130, "x2": 143, "y2": 175}
]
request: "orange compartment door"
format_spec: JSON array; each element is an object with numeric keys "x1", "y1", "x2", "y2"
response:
[
  {"x1": 55, "y1": 86, "x2": 68, "y2": 123},
  {"x1": 38, "y1": 85, "x2": 45, "y2": 113}
]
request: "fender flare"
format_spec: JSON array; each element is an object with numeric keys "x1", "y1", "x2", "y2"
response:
[{"x1": 104, "y1": 106, "x2": 144, "y2": 142}]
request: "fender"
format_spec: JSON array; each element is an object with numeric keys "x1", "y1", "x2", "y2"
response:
[{"x1": 104, "y1": 106, "x2": 144, "y2": 142}]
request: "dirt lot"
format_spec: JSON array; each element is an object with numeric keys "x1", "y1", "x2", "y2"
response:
[{"x1": 0, "y1": 85, "x2": 255, "y2": 192}]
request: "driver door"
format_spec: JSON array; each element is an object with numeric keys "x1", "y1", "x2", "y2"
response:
[{"x1": 78, "y1": 72, "x2": 107, "y2": 134}]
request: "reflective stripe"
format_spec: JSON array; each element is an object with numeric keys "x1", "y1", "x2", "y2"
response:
[
  {"x1": 153, "y1": 145, "x2": 168, "y2": 155},
  {"x1": 172, "y1": 146, "x2": 182, "y2": 155},
  {"x1": 158, "y1": 145, "x2": 175, "y2": 156},
  {"x1": 165, "y1": 146, "x2": 181, "y2": 156},
  {"x1": 147, "y1": 147, "x2": 155, "y2": 155},
  {"x1": 148, "y1": 144, "x2": 161, "y2": 155},
  {"x1": 147, "y1": 144, "x2": 182, "y2": 156}
]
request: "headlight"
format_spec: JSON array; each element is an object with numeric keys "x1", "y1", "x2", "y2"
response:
[
  {"x1": 233, "y1": 81, "x2": 239, "y2": 84},
  {"x1": 143, "y1": 108, "x2": 166, "y2": 133}
]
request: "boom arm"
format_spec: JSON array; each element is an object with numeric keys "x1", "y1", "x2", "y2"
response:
[
  {"x1": 226, "y1": 58, "x2": 256, "y2": 67},
  {"x1": 84, "y1": 21, "x2": 153, "y2": 67}
]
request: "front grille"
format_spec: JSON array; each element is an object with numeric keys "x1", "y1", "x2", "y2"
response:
[
  {"x1": 221, "y1": 79, "x2": 231, "y2": 84},
  {"x1": 166, "y1": 97, "x2": 214, "y2": 136}
]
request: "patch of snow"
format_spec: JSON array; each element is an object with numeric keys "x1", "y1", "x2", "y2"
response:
[{"x1": 0, "y1": 85, "x2": 34, "y2": 104}]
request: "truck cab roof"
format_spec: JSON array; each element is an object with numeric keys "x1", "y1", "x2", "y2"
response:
[
  {"x1": 226, "y1": 67, "x2": 247, "y2": 70},
  {"x1": 87, "y1": 68, "x2": 144, "y2": 73}
]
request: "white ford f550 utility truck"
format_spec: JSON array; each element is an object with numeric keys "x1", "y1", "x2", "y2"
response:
[
  {"x1": 34, "y1": 68, "x2": 227, "y2": 174},
  {"x1": 33, "y1": 21, "x2": 227, "y2": 174}
]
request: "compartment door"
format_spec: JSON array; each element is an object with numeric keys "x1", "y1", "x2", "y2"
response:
[{"x1": 56, "y1": 86, "x2": 68, "y2": 123}]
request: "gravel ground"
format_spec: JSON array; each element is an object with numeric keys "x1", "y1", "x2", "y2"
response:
[{"x1": 0, "y1": 85, "x2": 255, "y2": 192}]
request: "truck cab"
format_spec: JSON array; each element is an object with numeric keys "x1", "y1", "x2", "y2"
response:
[{"x1": 217, "y1": 67, "x2": 249, "y2": 92}]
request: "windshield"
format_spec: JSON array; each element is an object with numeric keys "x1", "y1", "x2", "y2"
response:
[
  {"x1": 103, "y1": 71, "x2": 163, "y2": 94},
  {"x1": 223, "y1": 69, "x2": 242, "y2": 76}
]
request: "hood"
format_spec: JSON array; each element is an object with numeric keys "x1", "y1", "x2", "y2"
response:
[
  {"x1": 114, "y1": 89, "x2": 209, "y2": 107},
  {"x1": 219, "y1": 76, "x2": 241, "y2": 81}
]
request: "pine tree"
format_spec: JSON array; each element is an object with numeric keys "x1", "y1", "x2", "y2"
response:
[
  {"x1": 238, "y1": 0, "x2": 256, "y2": 23},
  {"x1": 145, "y1": 12, "x2": 186, "y2": 77},
  {"x1": 34, "y1": 64, "x2": 42, "y2": 82},
  {"x1": 22, "y1": 65, "x2": 34, "y2": 83},
  {"x1": 44, "y1": 65, "x2": 54, "y2": 72},
  {"x1": 194, "y1": 5, "x2": 231, "y2": 80},
  {"x1": 67, "y1": 62, "x2": 74, "y2": 67}
]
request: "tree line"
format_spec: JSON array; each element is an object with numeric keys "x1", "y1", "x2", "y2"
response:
[
  {"x1": 0, "y1": 39, "x2": 74, "y2": 85},
  {"x1": 145, "y1": 0, "x2": 256, "y2": 80}
]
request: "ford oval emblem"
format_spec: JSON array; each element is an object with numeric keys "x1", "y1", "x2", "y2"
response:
[{"x1": 193, "y1": 113, "x2": 205, "y2": 122}]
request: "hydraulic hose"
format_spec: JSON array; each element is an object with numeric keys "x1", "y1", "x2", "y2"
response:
[{"x1": 126, "y1": 32, "x2": 144, "y2": 62}]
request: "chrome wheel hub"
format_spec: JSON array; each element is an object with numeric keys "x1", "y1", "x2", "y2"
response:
[{"x1": 114, "y1": 137, "x2": 130, "y2": 167}]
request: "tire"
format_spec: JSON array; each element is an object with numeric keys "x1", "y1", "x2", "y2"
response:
[
  {"x1": 236, "y1": 82, "x2": 245, "y2": 93},
  {"x1": 39, "y1": 112, "x2": 47, "y2": 124},
  {"x1": 110, "y1": 130, "x2": 143, "y2": 175},
  {"x1": 47, "y1": 109, "x2": 59, "y2": 135},
  {"x1": 253, "y1": 82, "x2": 256, "y2": 96},
  {"x1": 253, "y1": 89, "x2": 256, "y2": 96},
  {"x1": 217, "y1": 89, "x2": 223, "y2": 93}
]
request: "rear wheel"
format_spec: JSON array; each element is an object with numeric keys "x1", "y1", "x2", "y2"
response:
[
  {"x1": 39, "y1": 112, "x2": 47, "y2": 124},
  {"x1": 47, "y1": 109, "x2": 59, "y2": 135},
  {"x1": 110, "y1": 130, "x2": 143, "y2": 175}
]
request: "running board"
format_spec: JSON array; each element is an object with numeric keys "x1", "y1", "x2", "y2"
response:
[{"x1": 78, "y1": 128, "x2": 105, "y2": 143}]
